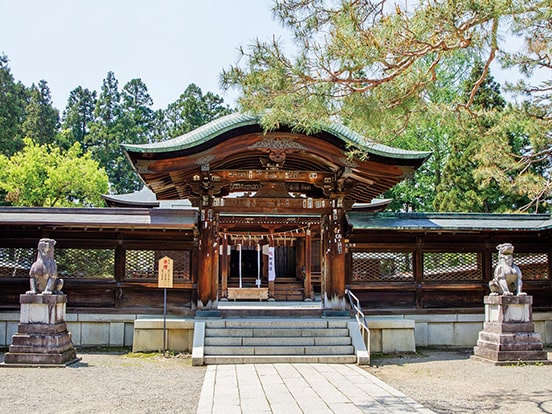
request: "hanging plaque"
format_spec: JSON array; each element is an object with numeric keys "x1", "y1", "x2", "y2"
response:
[{"x1": 158, "y1": 256, "x2": 174, "y2": 288}]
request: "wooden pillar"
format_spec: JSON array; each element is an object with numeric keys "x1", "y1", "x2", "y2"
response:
[
  {"x1": 213, "y1": 228, "x2": 220, "y2": 300},
  {"x1": 324, "y1": 206, "x2": 346, "y2": 307},
  {"x1": 197, "y1": 208, "x2": 217, "y2": 308},
  {"x1": 220, "y1": 229, "x2": 229, "y2": 298},
  {"x1": 305, "y1": 227, "x2": 313, "y2": 300},
  {"x1": 268, "y1": 228, "x2": 275, "y2": 299}
]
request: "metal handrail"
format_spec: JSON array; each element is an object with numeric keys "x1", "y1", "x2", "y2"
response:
[{"x1": 345, "y1": 287, "x2": 369, "y2": 339}]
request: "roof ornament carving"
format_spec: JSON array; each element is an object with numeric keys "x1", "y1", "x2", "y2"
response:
[
  {"x1": 194, "y1": 154, "x2": 216, "y2": 168},
  {"x1": 250, "y1": 137, "x2": 307, "y2": 165}
]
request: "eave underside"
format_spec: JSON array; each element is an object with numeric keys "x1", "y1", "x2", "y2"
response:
[{"x1": 127, "y1": 132, "x2": 423, "y2": 204}]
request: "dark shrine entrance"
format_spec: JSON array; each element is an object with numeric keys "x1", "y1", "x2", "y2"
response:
[
  {"x1": 218, "y1": 214, "x2": 323, "y2": 301},
  {"x1": 229, "y1": 248, "x2": 259, "y2": 279}
]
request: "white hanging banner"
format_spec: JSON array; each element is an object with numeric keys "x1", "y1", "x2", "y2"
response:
[
  {"x1": 268, "y1": 246, "x2": 276, "y2": 281},
  {"x1": 256, "y1": 244, "x2": 261, "y2": 287},
  {"x1": 238, "y1": 243, "x2": 243, "y2": 288}
]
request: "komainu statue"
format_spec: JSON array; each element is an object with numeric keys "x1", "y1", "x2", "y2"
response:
[
  {"x1": 489, "y1": 243, "x2": 525, "y2": 296},
  {"x1": 27, "y1": 238, "x2": 64, "y2": 295}
]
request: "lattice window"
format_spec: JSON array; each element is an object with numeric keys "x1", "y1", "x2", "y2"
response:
[
  {"x1": 125, "y1": 250, "x2": 191, "y2": 280},
  {"x1": 492, "y1": 252, "x2": 549, "y2": 280},
  {"x1": 0, "y1": 247, "x2": 115, "y2": 278},
  {"x1": 56, "y1": 248, "x2": 115, "y2": 278},
  {"x1": 0, "y1": 248, "x2": 35, "y2": 277},
  {"x1": 423, "y1": 252, "x2": 482, "y2": 281},
  {"x1": 352, "y1": 251, "x2": 413, "y2": 281}
]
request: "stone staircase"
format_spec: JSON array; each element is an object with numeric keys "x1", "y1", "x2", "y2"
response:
[{"x1": 193, "y1": 318, "x2": 367, "y2": 365}]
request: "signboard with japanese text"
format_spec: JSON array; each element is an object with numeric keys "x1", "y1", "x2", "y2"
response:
[{"x1": 158, "y1": 256, "x2": 174, "y2": 288}]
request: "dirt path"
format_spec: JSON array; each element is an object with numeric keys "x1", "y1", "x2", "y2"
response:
[
  {"x1": 0, "y1": 351, "x2": 206, "y2": 414},
  {"x1": 366, "y1": 349, "x2": 552, "y2": 414},
  {"x1": 2, "y1": 349, "x2": 552, "y2": 413}
]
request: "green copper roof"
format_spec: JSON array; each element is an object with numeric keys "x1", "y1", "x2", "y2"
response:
[
  {"x1": 348, "y1": 212, "x2": 552, "y2": 231},
  {"x1": 122, "y1": 112, "x2": 431, "y2": 160}
]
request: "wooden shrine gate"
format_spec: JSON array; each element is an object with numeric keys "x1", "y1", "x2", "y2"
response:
[
  {"x1": 197, "y1": 197, "x2": 348, "y2": 306},
  {"x1": 122, "y1": 113, "x2": 430, "y2": 309}
]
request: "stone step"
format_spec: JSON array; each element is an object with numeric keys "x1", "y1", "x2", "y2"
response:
[
  {"x1": 204, "y1": 335, "x2": 351, "y2": 347},
  {"x1": 203, "y1": 355, "x2": 358, "y2": 365},
  {"x1": 205, "y1": 327, "x2": 350, "y2": 338},
  {"x1": 198, "y1": 317, "x2": 359, "y2": 365},
  {"x1": 204, "y1": 345, "x2": 355, "y2": 356},
  {"x1": 205, "y1": 318, "x2": 348, "y2": 329}
]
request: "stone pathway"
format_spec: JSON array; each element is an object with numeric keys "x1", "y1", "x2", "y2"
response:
[{"x1": 196, "y1": 363, "x2": 434, "y2": 414}]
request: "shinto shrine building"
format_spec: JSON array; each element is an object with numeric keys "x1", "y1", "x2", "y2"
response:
[{"x1": 0, "y1": 113, "x2": 551, "y2": 348}]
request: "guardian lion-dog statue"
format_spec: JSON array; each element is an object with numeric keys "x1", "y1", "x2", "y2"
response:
[
  {"x1": 489, "y1": 243, "x2": 525, "y2": 296},
  {"x1": 27, "y1": 238, "x2": 64, "y2": 295}
]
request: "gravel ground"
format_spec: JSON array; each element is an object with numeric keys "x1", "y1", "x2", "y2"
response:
[
  {"x1": 2, "y1": 348, "x2": 552, "y2": 414},
  {"x1": 366, "y1": 348, "x2": 552, "y2": 414},
  {"x1": 0, "y1": 350, "x2": 206, "y2": 414}
]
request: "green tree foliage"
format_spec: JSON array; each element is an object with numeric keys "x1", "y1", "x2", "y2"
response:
[
  {"x1": 494, "y1": 5, "x2": 552, "y2": 211},
  {"x1": 384, "y1": 111, "x2": 455, "y2": 211},
  {"x1": 475, "y1": 104, "x2": 550, "y2": 212},
  {"x1": 61, "y1": 86, "x2": 97, "y2": 150},
  {"x1": 0, "y1": 52, "x2": 235, "y2": 202},
  {"x1": 0, "y1": 138, "x2": 108, "y2": 207},
  {"x1": 150, "y1": 109, "x2": 168, "y2": 143},
  {"x1": 21, "y1": 80, "x2": 59, "y2": 145},
  {"x1": 0, "y1": 54, "x2": 27, "y2": 156},
  {"x1": 222, "y1": 0, "x2": 521, "y2": 131},
  {"x1": 120, "y1": 78, "x2": 154, "y2": 140},
  {"x1": 114, "y1": 78, "x2": 156, "y2": 193},
  {"x1": 221, "y1": 0, "x2": 551, "y2": 212},
  {"x1": 165, "y1": 83, "x2": 233, "y2": 137},
  {"x1": 88, "y1": 71, "x2": 128, "y2": 193},
  {"x1": 434, "y1": 63, "x2": 512, "y2": 212}
]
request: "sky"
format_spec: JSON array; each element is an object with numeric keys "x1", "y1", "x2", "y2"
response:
[
  {"x1": 1, "y1": 1, "x2": 546, "y2": 113},
  {"x1": 0, "y1": 0, "x2": 288, "y2": 111}
]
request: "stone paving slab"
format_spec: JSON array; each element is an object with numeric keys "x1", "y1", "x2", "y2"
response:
[{"x1": 196, "y1": 363, "x2": 434, "y2": 414}]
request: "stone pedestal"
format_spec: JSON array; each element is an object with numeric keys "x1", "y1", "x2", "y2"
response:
[
  {"x1": 2, "y1": 294, "x2": 79, "y2": 367},
  {"x1": 472, "y1": 295, "x2": 550, "y2": 365}
]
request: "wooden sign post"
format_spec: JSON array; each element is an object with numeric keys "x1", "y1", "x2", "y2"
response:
[{"x1": 158, "y1": 256, "x2": 174, "y2": 355}]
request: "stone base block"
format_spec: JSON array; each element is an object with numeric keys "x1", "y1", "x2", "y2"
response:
[
  {"x1": 20, "y1": 294, "x2": 67, "y2": 324},
  {"x1": 484, "y1": 295, "x2": 533, "y2": 324},
  {"x1": 472, "y1": 348, "x2": 550, "y2": 365},
  {"x1": 3, "y1": 349, "x2": 79, "y2": 366},
  {"x1": 473, "y1": 295, "x2": 550, "y2": 364},
  {"x1": 483, "y1": 321, "x2": 535, "y2": 333},
  {"x1": 16, "y1": 322, "x2": 68, "y2": 334},
  {"x1": 476, "y1": 331, "x2": 544, "y2": 351},
  {"x1": 10, "y1": 331, "x2": 74, "y2": 350},
  {"x1": 2, "y1": 294, "x2": 78, "y2": 367}
]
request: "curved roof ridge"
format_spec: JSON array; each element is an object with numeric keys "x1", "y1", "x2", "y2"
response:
[
  {"x1": 122, "y1": 112, "x2": 431, "y2": 160},
  {"x1": 121, "y1": 112, "x2": 258, "y2": 153}
]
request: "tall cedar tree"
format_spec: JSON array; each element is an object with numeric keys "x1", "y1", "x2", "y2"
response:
[
  {"x1": 21, "y1": 80, "x2": 59, "y2": 145},
  {"x1": 61, "y1": 86, "x2": 97, "y2": 150},
  {"x1": 165, "y1": 83, "x2": 233, "y2": 137},
  {"x1": 0, "y1": 55, "x2": 27, "y2": 156}
]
